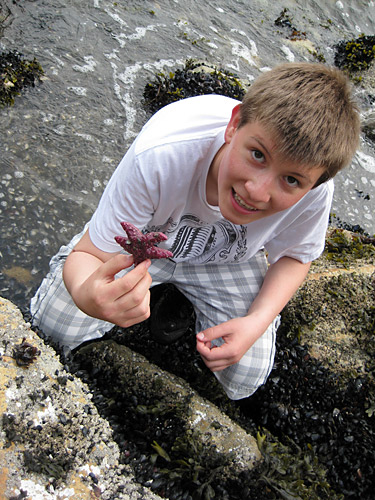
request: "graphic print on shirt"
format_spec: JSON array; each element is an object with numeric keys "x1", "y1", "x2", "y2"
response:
[{"x1": 147, "y1": 215, "x2": 248, "y2": 263}]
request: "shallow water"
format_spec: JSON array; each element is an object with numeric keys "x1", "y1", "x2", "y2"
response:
[{"x1": 1, "y1": 0, "x2": 375, "y2": 309}]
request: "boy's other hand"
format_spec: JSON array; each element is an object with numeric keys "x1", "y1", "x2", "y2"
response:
[
  {"x1": 196, "y1": 317, "x2": 259, "y2": 371},
  {"x1": 73, "y1": 254, "x2": 152, "y2": 328}
]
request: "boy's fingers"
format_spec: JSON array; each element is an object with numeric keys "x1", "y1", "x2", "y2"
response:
[
  {"x1": 102, "y1": 255, "x2": 151, "y2": 288},
  {"x1": 99, "y1": 254, "x2": 135, "y2": 279},
  {"x1": 115, "y1": 290, "x2": 151, "y2": 328},
  {"x1": 196, "y1": 340, "x2": 224, "y2": 360},
  {"x1": 196, "y1": 343, "x2": 229, "y2": 371},
  {"x1": 90, "y1": 255, "x2": 151, "y2": 306},
  {"x1": 196, "y1": 322, "x2": 227, "y2": 343}
]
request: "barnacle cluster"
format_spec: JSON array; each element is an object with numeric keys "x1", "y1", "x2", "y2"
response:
[
  {"x1": 0, "y1": 50, "x2": 44, "y2": 107},
  {"x1": 143, "y1": 59, "x2": 245, "y2": 114},
  {"x1": 334, "y1": 34, "x2": 375, "y2": 75}
]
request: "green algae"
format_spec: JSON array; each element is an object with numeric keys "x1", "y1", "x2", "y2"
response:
[
  {"x1": 254, "y1": 430, "x2": 342, "y2": 500},
  {"x1": 334, "y1": 34, "x2": 375, "y2": 77},
  {"x1": 319, "y1": 228, "x2": 375, "y2": 268}
]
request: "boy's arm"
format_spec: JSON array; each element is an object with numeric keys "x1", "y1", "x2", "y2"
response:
[
  {"x1": 63, "y1": 230, "x2": 153, "y2": 327},
  {"x1": 196, "y1": 256, "x2": 311, "y2": 371}
]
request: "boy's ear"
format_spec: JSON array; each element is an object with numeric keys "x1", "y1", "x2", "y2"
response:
[{"x1": 224, "y1": 104, "x2": 241, "y2": 143}]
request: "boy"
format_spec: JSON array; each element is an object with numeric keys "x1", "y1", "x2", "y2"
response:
[{"x1": 31, "y1": 62, "x2": 360, "y2": 400}]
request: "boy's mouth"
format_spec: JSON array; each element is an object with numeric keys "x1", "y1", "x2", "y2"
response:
[{"x1": 232, "y1": 189, "x2": 259, "y2": 212}]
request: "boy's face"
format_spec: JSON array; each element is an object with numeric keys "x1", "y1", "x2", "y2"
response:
[{"x1": 206, "y1": 104, "x2": 327, "y2": 225}]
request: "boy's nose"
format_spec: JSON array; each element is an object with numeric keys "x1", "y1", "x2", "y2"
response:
[{"x1": 244, "y1": 175, "x2": 272, "y2": 203}]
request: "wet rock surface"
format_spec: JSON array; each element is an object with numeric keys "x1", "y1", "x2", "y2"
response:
[
  {"x1": 0, "y1": 296, "x2": 163, "y2": 500},
  {"x1": 2, "y1": 230, "x2": 373, "y2": 500},
  {"x1": 1, "y1": 1, "x2": 375, "y2": 497},
  {"x1": 70, "y1": 232, "x2": 375, "y2": 500}
]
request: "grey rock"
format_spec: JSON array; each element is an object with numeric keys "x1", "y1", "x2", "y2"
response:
[
  {"x1": 0, "y1": 296, "x2": 163, "y2": 500},
  {"x1": 75, "y1": 339, "x2": 261, "y2": 474}
]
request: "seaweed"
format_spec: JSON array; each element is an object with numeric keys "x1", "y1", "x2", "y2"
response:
[
  {"x1": 323, "y1": 228, "x2": 375, "y2": 266},
  {"x1": 274, "y1": 8, "x2": 307, "y2": 41},
  {"x1": 12, "y1": 337, "x2": 41, "y2": 367},
  {"x1": 0, "y1": 50, "x2": 44, "y2": 107},
  {"x1": 334, "y1": 34, "x2": 375, "y2": 76},
  {"x1": 143, "y1": 59, "x2": 245, "y2": 114}
]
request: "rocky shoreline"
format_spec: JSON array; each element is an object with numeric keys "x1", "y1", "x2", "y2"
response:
[
  {"x1": 0, "y1": 296, "x2": 165, "y2": 500},
  {"x1": 1, "y1": 228, "x2": 374, "y2": 499},
  {"x1": 0, "y1": 298, "x2": 262, "y2": 500},
  {"x1": 2, "y1": 1, "x2": 375, "y2": 497}
]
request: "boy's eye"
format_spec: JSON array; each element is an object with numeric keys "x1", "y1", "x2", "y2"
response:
[
  {"x1": 251, "y1": 149, "x2": 265, "y2": 162},
  {"x1": 285, "y1": 175, "x2": 299, "y2": 187}
]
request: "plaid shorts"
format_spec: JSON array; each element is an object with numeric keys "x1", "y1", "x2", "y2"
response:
[{"x1": 31, "y1": 228, "x2": 279, "y2": 400}]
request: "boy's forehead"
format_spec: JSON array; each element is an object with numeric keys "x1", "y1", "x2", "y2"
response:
[{"x1": 240, "y1": 118, "x2": 278, "y2": 147}]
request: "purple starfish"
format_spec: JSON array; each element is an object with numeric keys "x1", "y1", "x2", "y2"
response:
[{"x1": 115, "y1": 221, "x2": 173, "y2": 266}]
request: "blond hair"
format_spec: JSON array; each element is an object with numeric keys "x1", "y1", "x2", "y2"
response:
[{"x1": 239, "y1": 63, "x2": 360, "y2": 186}]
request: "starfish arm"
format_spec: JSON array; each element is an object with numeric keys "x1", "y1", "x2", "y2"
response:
[
  {"x1": 114, "y1": 235, "x2": 133, "y2": 253},
  {"x1": 146, "y1": 247, "x2": 174, "y2": 260},
  {"x1": 115, "y1": 222, "x2": 173, "y2": 266},
  {"x1": 144, "y1": 232, "x2": 168, "y2": 244},
  {"x1": 120, "y1": 221, "x2": 144, "y2": 239}
]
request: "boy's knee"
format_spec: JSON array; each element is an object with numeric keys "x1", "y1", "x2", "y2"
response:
[{"x1": 214, "y1": 372, "x2": 270, "y2": 400}]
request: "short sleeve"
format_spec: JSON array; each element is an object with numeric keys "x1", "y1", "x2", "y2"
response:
[
  {"x1": 89, "y1": 145, "x2": 157, "y2": 253},
  {"x1": 264, "y1": 180, "x2": 334, "y2": 264}
]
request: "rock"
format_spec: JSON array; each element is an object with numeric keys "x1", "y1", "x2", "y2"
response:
[
  {"x1": 1, "y1": 227, "x2": 374, "y2": 498},
  {"x1": 0, "y1": 296, "x2": 163, "y2": 500},
  {"x1": 283, "y1": 234, "x2": 375, "y2": 378},
  {"x1": 75, "y1": 340, "x2": 262, "y2": 474},
  {"x1": 361, "y1": 109, "x2": 375, "y2": 129}
]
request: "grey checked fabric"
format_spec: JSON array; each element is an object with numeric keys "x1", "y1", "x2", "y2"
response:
[{"x1": 31, "y1": 228, "x2": 279, "y2": 400}]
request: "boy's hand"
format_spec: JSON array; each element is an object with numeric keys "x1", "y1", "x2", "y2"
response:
[
  {"x1": 196, "y1": 257, "x2": 312, "y2": 372},
  {"x1": 70, "y1": 254, "x2": 152, "y2": 328},
  {"x1": 196, "y1": 316, "x2": 261, "y2": 371}
]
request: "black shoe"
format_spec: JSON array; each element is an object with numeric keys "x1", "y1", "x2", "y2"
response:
[{"x1": 149, "y1": 284, "x2": 194, "y2": 345}]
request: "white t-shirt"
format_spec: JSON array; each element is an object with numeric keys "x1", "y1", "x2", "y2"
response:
[{"x1": 89, "y1": 95, "x2": 333, "y2": 265}]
